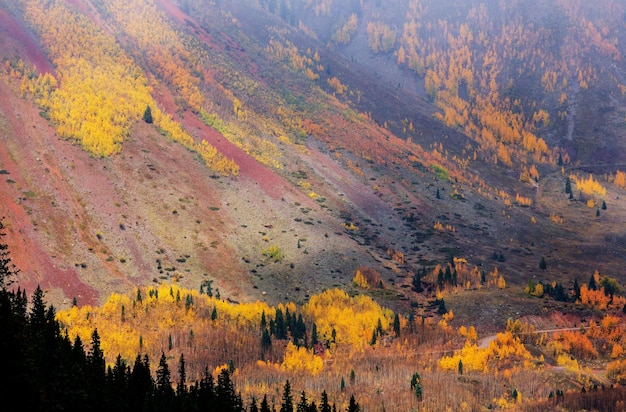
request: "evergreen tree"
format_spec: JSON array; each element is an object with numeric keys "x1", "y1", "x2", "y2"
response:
[
  {"x1": 393, "y1": 313, "x2": 401, "y2": 337},
  {"x1": 589, "y1": 273, "x2": 598, "y2": 291},
  {"x1": 320, "y1": 390, "x2": 331, "y2": 412},
  {"x1": 260, "y1": 394, "x2": 271, "y2": 412},
  {"x1": 261, "y1": 328, "x2": 272, "y2": 354},
  {"x1": 573, "y1": 278, "x2": 581, "y2": 301},
  {"x1": 539, "y1": 256, "x2": 547, "y2": 270},
  {"x1": 444, "y1": 265, "x2": 452, "y2": 284},
  {"x1": 216, "y1": 368, "x2": 242, "y2": 411},
  {"x1": 198, "y1": 366, "x2": 216, "y2": 408},
  {"x1": 437, "y1": 268, "x2": 444, "y2": 288},
  {"x1": 347, "y1": 395, "x2": 360, "y2": 412},
  {"x1": 410, "y1": 372, "x2": 421, "y2": 391},
  {"x1": 458, "y1": 359, "x2": 463, "y2": 375},
  {"x1": 156, "y1": 352, "x2": 174, "y2": 399},
  {"x1": 412, "y1": 271, "x2": 424, "y2": 292},
  {"x1": 370, "y1": 329, "x2": 378, "y2": 345},
  {"x1": 602, "y1": 200, "x2": 607, "y2": 210},
  {"x1": 177, "y1": 353, "x2": 187, "y2": 396},
  {"x1": 296, "y1": 391, "x2": 309, "y2": 412},
  {"x1": 414, "y1": 381, "x2": 423, "y2": 401},
  {"x1": 437, "y1": 298, "x2": 447, "y2": 315},
  {"x1": 211, "y1": 306, "x2": 218, "y2": 321},
  {"x1": 280, "y1": 380, "x2": 293, "y2": 412},
  {"x1": 275, "y1": 308, "x2": 287, "y2": 339},
  {"x1": 294, "y1": 313, "x2": 307, "y2": 346},
  {"x1": 565, "y1": 177, "x2": 572, "y2": 194},
  {"x1": 129, "y1": 354, "x2": 154, "y2": 409},
  {"x1": 88, "y1": 329, "x2": 106, "y2": 396},
  {"x1": 411, "y1": 372, "x2": 422, "y2": 402},
  {"x1": 143, "y1": 105, "x2": 153, "y2": 124},
  {"x1": 0, "y1": 219, "x2": 17, "y2": 288},
  {"x1": 250, "y1": 396, "x2": 259, "y2": 412}
]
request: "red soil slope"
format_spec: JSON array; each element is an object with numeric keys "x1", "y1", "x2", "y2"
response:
[{"x1": 0, "y1": 9, "x2": 55, "y2": 75}]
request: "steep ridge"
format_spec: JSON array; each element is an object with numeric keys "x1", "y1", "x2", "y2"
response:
[{"x1": 0, "y1": 0, "x2": 626, "y2": 320}]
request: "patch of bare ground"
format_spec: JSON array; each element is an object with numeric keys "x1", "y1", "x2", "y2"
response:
[
  {"x1": 0, "y1": 70, "x2": 251, "y2": 305},
  {"x1": 0, "y1": 80, "x2": 97, "y2": 304}
]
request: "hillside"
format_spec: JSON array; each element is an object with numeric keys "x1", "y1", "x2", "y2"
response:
[
  {"x1": 0, "y1": 0, "x2": 624, "y2": 320},
  {"x1": 2, "y1": 0, "x2": 626, "y2": 409}
]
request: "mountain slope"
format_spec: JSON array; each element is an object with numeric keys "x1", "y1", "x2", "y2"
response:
[{"x1": 0, "y1": 0, "x2": 625, "y2": 331}]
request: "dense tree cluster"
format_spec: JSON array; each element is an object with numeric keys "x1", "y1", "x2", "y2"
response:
[
  {"x1": 0, "y1": 286, "x2": 361, "y2": 412},
  {"x1": 0, "y1": 285, "x2": 242, "y2": 411}
]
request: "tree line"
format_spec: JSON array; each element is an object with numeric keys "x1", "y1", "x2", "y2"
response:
[{"x1": 0, "y1": 220, "x2": 359, "y2": 411}]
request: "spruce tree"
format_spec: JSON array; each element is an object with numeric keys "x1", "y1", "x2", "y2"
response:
[
  {"x1": 177, "y1": 353, "x2": 187, "y2": 395},
  {"x1": 129, "y1": 355, "x2": 153, "y2": 409},
  {"x1": 198, "y1": 366, "x2": 216, "y2": 408},
  {"x1": 589, "y1": 273, "x2": 598, "y2": 291},
  {"x1": 319, "y1": 391, "x2": 331, "y2": 412},
  {"x1": 393, "y1": 313, "x2": 401, "y2": 337},
  {"x1": 143, "y1": 105, "x2": 153, "y2": 124},
  {"x1": 0, "y1": 218, "x2": 17, "y2": 287},
  {"x1": 249, "y1": 397, "x2": 259, "y2": 412},
  {"x1": 347, "y1": 395, "x2": 360, "y2": 412},
  {"x1": 437, "y1": 298, "x2": 447, "y2": 315},
  {"x1": 156, "y1": 352, "x2": 173, "y2": 398},
  {"x1": 216, "y1": 368, "x2": 242, "y2": 411},
  {"x1": 280, "y1": 380, "x2": 293, "y2": 412},
  {"x1": 573, "y1": 278, "x2": 581, "y2": 301},
  {"x1": 260, "y1": 394, "x2": 271, "y2": 412},
  {"x1": 296, "y1": 391, "x2": 309, "y2": 412},
  {"x1": 275, "y1": 308, "x2": 287, "y2": 339},
  {"x1": 311, "y1": 323, "x2": 318, "y2": 347},
  {"x1": 261, "y1": 328, "x2": 272, "y2": 354},
  {"x1": 412, "y1": 271, "x2": 424, "y2": 292}
]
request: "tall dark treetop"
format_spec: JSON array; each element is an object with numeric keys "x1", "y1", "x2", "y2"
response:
[
  {"x1": 143, "y1": 105, "x2": 153, "y2": 124},
  {"x1": 0, "y1": 218, "x2": 18, "y2": 287}
]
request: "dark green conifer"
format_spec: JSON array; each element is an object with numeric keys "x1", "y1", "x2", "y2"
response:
[
  {"x1": 280, "y1": 380, "x2": 293, "y2": 412},
  {"x1": 296, "y1": 391, "x2": 309, "y2": 412},
  {"x1": 320, "y1": 390, "x2": 331, "y2": 412},
  {"x1": 143, "y1": 105, "x2": 153, "y2": 124},
  {"x1": 260, "y1": 394, "x2": 271, "y2": 412},
  {"x1": 347, "y1": 395, "x2": 360, "y2": 412}
]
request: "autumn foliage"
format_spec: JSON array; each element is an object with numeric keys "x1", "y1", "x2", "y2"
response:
[{"x1": 9, "y1": 0, "x2": 238, "y2": 175}]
